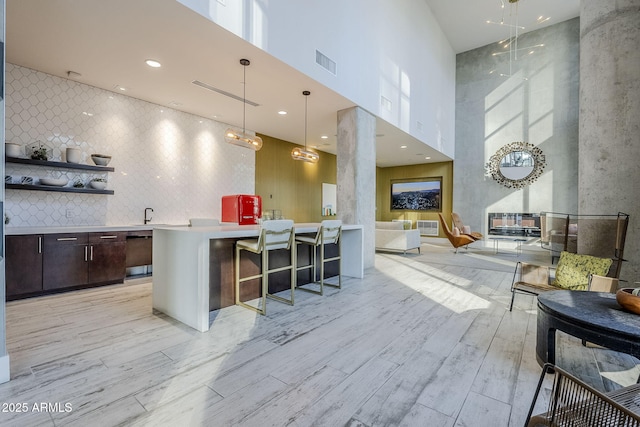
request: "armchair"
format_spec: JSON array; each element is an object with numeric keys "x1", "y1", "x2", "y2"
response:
[
  {"x1": 509, "y1": 251, "x2": 617, "y2": 311},
  {"x1": 451, "y1": 212, "x2": 483, "y2": 241},
  {"x1": 526, "y1": 363, "x2": 640, "y2": 426},
  {"x1": 438, "y1": 213, "x2": 475, "y2": 253}
]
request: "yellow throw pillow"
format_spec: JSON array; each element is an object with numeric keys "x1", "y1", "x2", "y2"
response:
[{"x1": 552, "y1": 251, "x2": 612, "y2": 290}]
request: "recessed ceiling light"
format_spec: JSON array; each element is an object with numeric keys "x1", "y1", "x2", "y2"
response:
[
  {"x1": 321, "y1": 135, "x2": 328, "y2": 139},
  {"x1": 145, "y1": 59, "x2": 162, "y2": 68},
  {"x1": 278, "y1": 111, "x2": 287, "y2": 115},
  {"x1": 425, "y1": 156, "x2": 431, "y2": 160},
  {"x1": 400, "y1": 145, "x2": 407, "y2": 149}
]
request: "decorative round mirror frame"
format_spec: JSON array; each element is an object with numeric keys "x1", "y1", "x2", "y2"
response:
[{"x1": 487, "y1": 142, "x2": 546, "y2": 189}]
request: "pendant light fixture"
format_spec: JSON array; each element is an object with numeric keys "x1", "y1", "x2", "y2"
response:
[
  {"x1": 488, "y1": 0, "x2": 544, "y2": 79},
  {"x1": 291, "y1": 90, "x2": 319, "y2": 163},
  {"x1": 225, "y1": 59, "x2": 263, "y2": 150}
]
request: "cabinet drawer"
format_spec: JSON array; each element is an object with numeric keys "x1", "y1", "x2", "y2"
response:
[
  {"x1": 89, "y1": 232, "x2": 126, "y2": 244},
  {"x1": 44, "y1": 233, "x2": 89, "y2": 248}
]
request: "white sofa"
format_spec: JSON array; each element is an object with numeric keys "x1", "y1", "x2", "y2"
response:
[{"x1": 375, "y1": 221, "x2": 421, "y2": 254}]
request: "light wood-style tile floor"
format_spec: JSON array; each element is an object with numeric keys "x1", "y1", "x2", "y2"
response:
[{"x1": 1, "y1": 241, "x2": 638, "y2": 426}]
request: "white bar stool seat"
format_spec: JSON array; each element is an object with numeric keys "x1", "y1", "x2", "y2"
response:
[
  {"x1": 295, "y1": 220, "x2": 342, "y2": 295},
  {"x1": 235, "y1": 219, "x2": 296, "y2": 315}
]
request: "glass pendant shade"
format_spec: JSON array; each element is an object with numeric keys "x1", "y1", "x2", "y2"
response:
[
  {"x1": 291, "y1": 146, "x2": 319, "y2": 163},
  {"x1": 291, "y1": 90, "x2": 319, "y2": 163},
  {"x1": 225, "y1": 58, "x2": 262, "y2": 151},
  {"x1": 225, "y1": 128, "x2": 263, "y2": 150}
]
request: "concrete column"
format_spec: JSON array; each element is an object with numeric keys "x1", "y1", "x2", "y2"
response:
[
  {"x1": 337, "y1": 107, "x2": 376, "y2": 269},
  {"x1": 579, "y1": 0, "x2": 640, "y2": 282}
]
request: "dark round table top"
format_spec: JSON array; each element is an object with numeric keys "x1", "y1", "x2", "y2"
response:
[{"x1": 538, "y1": 290, "x2": 640, "y2": 337}]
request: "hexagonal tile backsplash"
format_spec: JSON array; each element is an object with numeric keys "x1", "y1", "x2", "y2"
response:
[{"x1": 5, "y1": 64, "x2": 255, "y2": 227}]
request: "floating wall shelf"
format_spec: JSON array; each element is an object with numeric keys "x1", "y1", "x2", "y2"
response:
[
  {"x1": 5, "y1": 183, "x2": 114, "y2": 195},
  {"x1": 5, "y1": 156, "x2": 115, "y2": 172}
]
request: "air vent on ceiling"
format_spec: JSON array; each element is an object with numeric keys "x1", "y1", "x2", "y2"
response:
[
  {"x1": 191, "y1": 80, "x2": 260, "y2": 106},
  {"x1": 316, "y1": 50, "x2": 337, "y2": 75}
]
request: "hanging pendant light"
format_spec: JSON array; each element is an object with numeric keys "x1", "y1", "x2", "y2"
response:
[
  {"x1": 225, "y1": 59, "x2": 263, "y2": 150},
  {"x1": 291, "y1": 90, "x2": 319, "y2": 163},
  {"x1": 488, "y1": 0, "x2": 543, "y2": 79}
]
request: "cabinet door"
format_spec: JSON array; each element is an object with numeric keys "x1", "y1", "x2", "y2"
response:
[
  {"x1": 6, "y1": 235, "x2": 43, "y2": 298},
  {"x1": 43, "y1": 234, "x2": 89, "y2": 290},
  {"x1": 88, "y1": 232, "x2": 126, "y2": 284}
]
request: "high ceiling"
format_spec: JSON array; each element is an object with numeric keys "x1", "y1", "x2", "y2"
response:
[
  {"x1": 425, "y1": 0, "x2": 580, "y2": 53},
  {"x1": 6, "y1": 0, "x2": 579, "y2": 167}
]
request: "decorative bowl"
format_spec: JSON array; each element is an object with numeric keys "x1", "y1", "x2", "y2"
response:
[
  {"x1": 91, "y1": 154, "x2": 112, "y2": 166},
  {"x1": 616, "y1": 288, "x2": 640, "y2": 315},
  {"x1": 5, "y1": 143, "x2": 22, "y2": 158},
  {"x1": 40, "y1": 177, "x2": 68, "y2": 187},
  {"x1": 89, "y1": 180, "x2": 107, "y2": 190}
]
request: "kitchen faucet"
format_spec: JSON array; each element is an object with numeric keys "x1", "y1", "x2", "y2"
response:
[{"x1": 144, "y1": 208, "x2": 154, "y2": 224}]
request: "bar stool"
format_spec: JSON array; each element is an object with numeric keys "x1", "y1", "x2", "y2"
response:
[
  {"x1": 235, "y1": 219, "x2": 296, "y2": 315},
  {"x1": 295, "y1": 220, "x2": 342, "y2": 295}
]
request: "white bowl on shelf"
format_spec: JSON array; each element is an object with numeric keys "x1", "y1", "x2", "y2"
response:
[
  {"x1": 91, "y1": 154, "x2": 112, "y2": 166},
  {"x1": 40, "y1": 177, "x2": 68, "y2": 187},
  {"x1": 89, "y1": 180, "x2": 107, "y2": 190}
]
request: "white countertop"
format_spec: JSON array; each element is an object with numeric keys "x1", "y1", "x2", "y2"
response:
[
  {"x1": 5, "y1": 222, "x2": 362, "y2": 236},
  {"x1": 153, "y1": 222, "x2": 363, "y2": 239},
  {"x1": 5, "y1": 224, "x2": 188, "y2": 235}
]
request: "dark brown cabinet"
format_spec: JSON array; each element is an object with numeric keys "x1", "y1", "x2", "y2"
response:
[
  {"x1": 88, "y1": 232, "x2": 126, "y2": 284},
  {"x1": 43, "y1": 233, "x2": 89, "y2": 290},
  {"x1": 6, "y1": 234, "x2": 44, "y2": 299},
  {"x1": 6, "y1": 231, "x2": 127, "y2": 299}
]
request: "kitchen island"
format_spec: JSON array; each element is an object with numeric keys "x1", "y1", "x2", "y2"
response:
[{"x1": 152, "y1": 223, "x2": 364, "y2": 332}]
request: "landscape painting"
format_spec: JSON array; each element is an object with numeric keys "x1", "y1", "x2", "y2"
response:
[{"x1": 391, "y1": 178, "x2": 441, "y2": 211}]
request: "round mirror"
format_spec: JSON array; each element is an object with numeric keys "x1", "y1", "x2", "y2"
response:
[
  {"x1": 487, "y1": 142, "x2": 545, "y2": 189},
  {"x1": 499, "y1": 150, "x2": 534, "y2": 180}
]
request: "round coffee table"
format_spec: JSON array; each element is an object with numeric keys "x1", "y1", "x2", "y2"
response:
[{"x1": 536, "y1": 290, "x2": 640, "y2": 367}]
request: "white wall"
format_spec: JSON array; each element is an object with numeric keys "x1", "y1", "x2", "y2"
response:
[
  {"x1": 4, "y1": 64, "x2": 255, "y2": 227},
  {"x1": 178, "y1": 0, "x2": 456, "y2": 159}
]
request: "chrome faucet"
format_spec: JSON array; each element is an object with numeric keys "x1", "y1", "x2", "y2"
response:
[{"x1": 144, "y1": 208, "x2": 154, "y2": 224}]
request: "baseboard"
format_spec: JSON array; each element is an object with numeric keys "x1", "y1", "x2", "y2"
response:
[{"x1": 0, "y1": 354, "x2": 9, "y2": 384}]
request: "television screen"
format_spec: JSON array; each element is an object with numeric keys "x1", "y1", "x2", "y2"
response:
[{"x1": 391, "y1": 178, "x2": 441, "y2": 211}]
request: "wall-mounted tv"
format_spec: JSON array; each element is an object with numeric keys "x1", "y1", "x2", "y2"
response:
[{"x1": 391, "y1": 177, "x2": 441, "y2": 211}]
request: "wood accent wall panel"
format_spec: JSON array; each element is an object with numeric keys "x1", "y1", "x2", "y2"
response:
[
  {"x1": 376, "y1": 161, "x2": 454, "y2": 237},
  {"x1": 256, "y1": 134, "x2": 337, "y2": 223}
]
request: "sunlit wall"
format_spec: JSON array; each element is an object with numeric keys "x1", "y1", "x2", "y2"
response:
[{"x1": 453, "y1": 18, "x2": 580, "y2": 236}]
